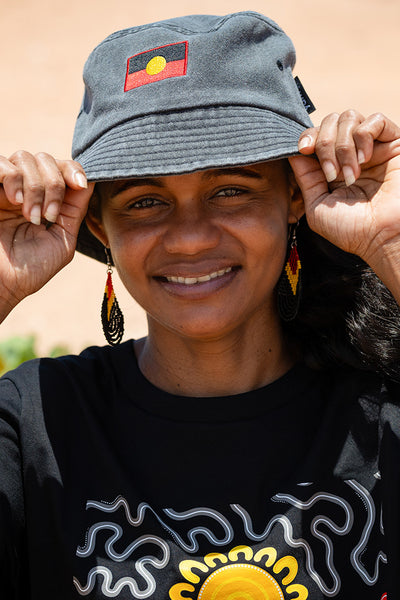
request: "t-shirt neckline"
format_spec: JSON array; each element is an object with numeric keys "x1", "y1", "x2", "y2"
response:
[{"x1": 115, "y1": 340, "x2": 316, "y2": 423}]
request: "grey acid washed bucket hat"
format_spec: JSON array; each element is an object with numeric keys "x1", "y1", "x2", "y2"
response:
[{"x1": 73, "y1": 11, "x2": 315, "y2": 262}]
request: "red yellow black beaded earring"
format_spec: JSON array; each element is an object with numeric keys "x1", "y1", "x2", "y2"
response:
[
  {"x1": 277, "y1": 222, "x2": 302, "y2": 321},
  {"x1": 101, "y1": 248, "x2": 124, "y2": 345}
]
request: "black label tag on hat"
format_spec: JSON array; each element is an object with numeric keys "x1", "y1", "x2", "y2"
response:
[{"x1": 294, "y1": 76, "x2": 316, "y2": 114}]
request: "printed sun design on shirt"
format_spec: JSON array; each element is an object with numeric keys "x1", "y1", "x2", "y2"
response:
[{"x1": 169, "y1": 544, "x2": 309, "y2": 599}]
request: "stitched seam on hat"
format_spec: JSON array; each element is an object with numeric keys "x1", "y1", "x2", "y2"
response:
[
  {"x1": 84, "y1": 111, "x2": 297, "y2": 139},
  {"x1": 79, "y1": 129, "x2": 300, "y2": 163},
  {"x1": 81, "y1": 138, "x2": 299, "y2": 165},
  {"x1": 75, "y1": 106, "x2": 304, "y2": 157},
  {"x1": 92, "y1": 12, "x2": 284, "y2": 51},
  {"x1": 83, "y1": 151, "x2": 300, "y2": 178},
  {"x1": 78, "y1": 120, "x2": 301, "y2": 159},
  {"x1": 83, "y1": 123, "x2": 298, "y2": 152},
  {"x1": 80, "y1": 137, "x2": 301, "y2": 164}
]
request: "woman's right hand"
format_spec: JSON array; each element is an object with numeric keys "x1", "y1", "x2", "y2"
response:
[{"x1": 0, "y1": 151, "x2": 94, "y2": 321}]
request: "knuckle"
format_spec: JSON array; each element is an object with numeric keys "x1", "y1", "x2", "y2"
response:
[
  {"x1": 315, "y1": 137, "x2": 333, "y2": 153},
  {"x1": 47, "y1": 180, "x2": 65, "y2": 196},
  {"x1": 370, "y1": 112, "x2": 385, "y2": 122},
  {"x1": 353, "y1": 126, "x2": 370, "y2": 141},
  {"x1": 338, "y1": 109, "x2": 360, "y2": 123},
  {"x1": 322, "y1": 112, "x2": 339, "y2": 124},
  {"x1": 27, "y1": 182, "x2": 45, "y2": 196},
  {"x1": 2, "y1": 163, "x2": 20, "y2": 178},
  {"x1": 35, "y1": 151, "x2": 52, "y2": 162},
  {"x1": 9, "y1": 149, "x2": 32, "y2": 163},
  {"x1": 335, "y1": 143, "x2": 354, "y2": 159}
]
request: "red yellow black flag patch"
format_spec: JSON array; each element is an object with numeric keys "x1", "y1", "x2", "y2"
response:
[{"x1": 124, "y1": 41, "x2": 188, "y2": 91}]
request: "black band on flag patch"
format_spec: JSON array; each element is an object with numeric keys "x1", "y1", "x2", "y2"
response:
[{"x1": 128, "y1": 42, "x2": 187, "y2": 74}]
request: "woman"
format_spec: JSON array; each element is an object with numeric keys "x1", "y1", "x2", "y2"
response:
[{"x1": 0, "y1": 11, "x2": 399, "y2": 599}]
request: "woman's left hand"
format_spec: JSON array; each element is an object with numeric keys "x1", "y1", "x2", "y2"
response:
[{"x1": 289, "y1": 111, "x2": 400, "y2": 274}]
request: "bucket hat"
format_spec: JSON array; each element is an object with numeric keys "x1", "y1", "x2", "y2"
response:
[{"x1": 72, "y1": 11, "x2": 315, "y2": 262}]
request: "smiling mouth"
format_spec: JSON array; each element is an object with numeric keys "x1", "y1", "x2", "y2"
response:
[{"x1": 158, "y1": 266, "x2": 239, "y2": 285}]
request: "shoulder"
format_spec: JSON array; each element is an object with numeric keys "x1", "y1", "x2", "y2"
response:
[{"x1": 0, "y1": 340, "x2": 137, "y2": 415}]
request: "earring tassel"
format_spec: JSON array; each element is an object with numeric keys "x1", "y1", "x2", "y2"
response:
[{"x1": 101, "y1": 271, "x2": 124, "y2": 345}]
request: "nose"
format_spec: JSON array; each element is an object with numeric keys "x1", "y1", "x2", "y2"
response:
[{"x1": 162, "y1": 205, "x2": 221, "y2": 255}]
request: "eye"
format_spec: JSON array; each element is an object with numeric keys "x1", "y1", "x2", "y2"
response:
[
  {"x1": 129, "y1": 197, "x2": 164, "y2": 209},
  {"x1": 214, "y1": 187, "x2": 245, "y2": 197}
]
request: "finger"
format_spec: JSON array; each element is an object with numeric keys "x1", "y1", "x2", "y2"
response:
[
  {"x1": 0, "y1": 155, "x2": 24, "y2": 205},
  {"x1": 56, "y1": 160, "x2": 88, "y2": 191},
  {"x1": 313, "y1": 112, "x2": 341, "y2": 183},
  {"x1": 334, "y1": 109, "x2": 365, "y2": 186},
  {"x1": 35, "y1": 153, "x2": 67, "y2": 223},
  {"x1": 298, "y1": 126, "x2": 320, "y2": 155},
  {"x1": 353, "y1": 112, "x2": 400, "y2": 165},
  {"x1": 8, "y1": 150, "x2": 47, "y2": 225}
]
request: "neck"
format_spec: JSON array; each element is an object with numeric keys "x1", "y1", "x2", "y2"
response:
[{"x1": 135, "y1": 313, "x2": 295, "y2": 397}]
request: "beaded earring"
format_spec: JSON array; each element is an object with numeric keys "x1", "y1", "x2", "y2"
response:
[
  {"x1": 101, "y1": 248, "x2": 124, "y2": 345},
  {"x1": 277, "y1": 222, "x2": 302, "y2": 321}
]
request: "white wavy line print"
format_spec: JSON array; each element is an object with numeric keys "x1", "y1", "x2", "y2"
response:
[
  {"x1": 345, "y1": 480, "x2": 387, "y2": 585},
  {"x1": 83, "y1": 496, "x2": 233, "y2": 553},
  {"x1": 232, "y1": 489, "x2": 354, "y2": 597},
  {"x1": 74, "y1": 532, "x2": 169, "y2": 598},
  {"x1": 74, "y1": 566, "x2": 155, "y2": 598},
  {"x1": 163, "y1": 507, "x2": 234, "y2": 549}
]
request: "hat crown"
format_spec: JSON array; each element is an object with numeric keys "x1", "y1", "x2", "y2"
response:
[{"x1": 72, "y1": 12, "x2": 309, "y2": 162}]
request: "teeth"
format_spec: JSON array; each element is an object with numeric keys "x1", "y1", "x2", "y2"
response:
[{"x1": 165, "y1": 267, "x2": 232, "y2": 285}]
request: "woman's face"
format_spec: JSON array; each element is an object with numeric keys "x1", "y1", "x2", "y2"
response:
[{"x1": 87, "y1": 161, "x2": 304, "y2": 341}]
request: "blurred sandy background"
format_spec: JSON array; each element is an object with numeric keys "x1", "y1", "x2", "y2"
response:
[{"x1": 1, "y1": 0, "x2": 399, "y2": 354}]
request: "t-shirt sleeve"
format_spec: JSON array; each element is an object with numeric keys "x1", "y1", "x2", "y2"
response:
[
  {"x1": 378, "y1": 378, "x2": 400, "y2": 596},
  {"x1": 0, "y1": 376, "x2": 27, "y2": 598}
]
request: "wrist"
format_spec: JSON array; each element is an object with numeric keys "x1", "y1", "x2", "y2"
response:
[
  {"x1": 365, "y1": 239, "x2": 400, "y2": 305},
  {"x1": 0, "y1": 289, "x2": 22, "y2": 324}
]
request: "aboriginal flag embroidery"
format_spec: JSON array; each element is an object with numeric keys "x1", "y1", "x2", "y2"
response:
[{"x1": 124, "y1": 41, "x2": 188, "y2": 91}]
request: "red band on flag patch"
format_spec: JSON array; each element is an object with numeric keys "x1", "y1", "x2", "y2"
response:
[{"x1": 124, "y1": 41, "x2": 188, "y2": 91}]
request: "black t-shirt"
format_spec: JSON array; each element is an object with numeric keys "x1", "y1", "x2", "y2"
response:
[{"x1": 0, "y1": 340, "x2": 398, "y2": 599}]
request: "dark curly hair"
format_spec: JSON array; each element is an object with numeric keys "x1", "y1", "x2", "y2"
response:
[{"x1": 287, "y1": 216, "x2": 400, "y2": 382}]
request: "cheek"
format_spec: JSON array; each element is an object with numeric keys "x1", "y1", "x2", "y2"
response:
[
  {"x1": 237, "y1": 210, "x2": 289, "y2": 264},
  {"x1": 103, "y1": 223, "x2": 154, "y2": 289}
]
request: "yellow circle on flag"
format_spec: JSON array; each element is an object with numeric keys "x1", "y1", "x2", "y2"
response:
[{"x1": 146, "y1": 56, "x2": 167, "y2": 75}]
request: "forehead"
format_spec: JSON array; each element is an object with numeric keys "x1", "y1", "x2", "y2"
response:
[{"x1": 96, "y1": 160, "x2": 288, "y2": 200}]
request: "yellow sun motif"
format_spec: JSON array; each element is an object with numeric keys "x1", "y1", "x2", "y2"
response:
[
  {"x1": 169, "y1": 545, "x2": 308, "y2": 600},
  {"x1": 146, "y1": 56, "x2": 167, "y2": 75}
]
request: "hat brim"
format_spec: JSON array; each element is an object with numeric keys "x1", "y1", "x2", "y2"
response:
[{"x1": 75, "y1": 105, "x2": 308, "y2": 262}]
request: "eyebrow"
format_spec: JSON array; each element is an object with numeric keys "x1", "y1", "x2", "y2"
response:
[
  {"x1": 108, "y1": 167, "x2": 264, "y2": 198},
  {"x1": 201, "y1": 167, "x2": 264, "y2": 181},
  {"x1": 109, "y1": 178, "x2": 165, "y2": 197}
]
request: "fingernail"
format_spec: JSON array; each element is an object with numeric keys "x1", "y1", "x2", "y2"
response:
[
  {"x1": 343, "y1": 166, "x2": 356, "y2": 187},
  {"x1": 298, "y1": 135, "x2": 313, "y2": 151},
  {"x1": 44, "y1": 202, "x2": 59, "y2": 223},
  {"x1": 74, "y1": 172, "x2": 87, "y2": 189},
  {"x1": 30, "y1": 205, "x2": 42, "y2": 226},
  {"x1": 15, "y1": 190, "x2": 24, "y2": 204},
  {"x1": 358, "y1": 149, "x2": 366, "y2": 165},
  {"x1": 322, "y1": 161, "x2": 337, "y2": 183}
]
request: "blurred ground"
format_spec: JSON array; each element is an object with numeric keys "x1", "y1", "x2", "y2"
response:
[{"x1": 0, "y1": 0, "x2": 399, "y2": 354}]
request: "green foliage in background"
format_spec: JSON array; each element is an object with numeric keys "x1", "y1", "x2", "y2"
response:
[{"x1": 0, "y1": 336, "x2": 69, "y2": 376}]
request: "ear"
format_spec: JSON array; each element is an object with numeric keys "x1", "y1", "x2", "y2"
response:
[
  {"x1": 287, "y1": 167, "x2": 305, "y2": 224},
  {"x1": 85, "y1": 195, "x2": 110, "y2": 247}
]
